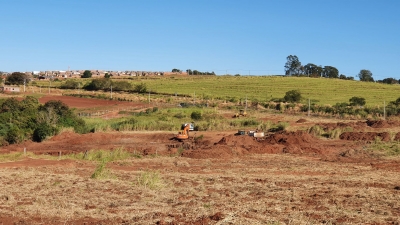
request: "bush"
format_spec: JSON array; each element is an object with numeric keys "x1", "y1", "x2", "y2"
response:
[
  {"x1": 112, "y1": 80, "x2": 132, "y2": 91},
  {"x1": 60, "y1": 80, "x2": 81, "y2": 89},
  {"x1": 284, "y1": 90, "x2": 301, "y2": 103},
  {"x1": 134, "y1": 83, "x2": 148, "y2": 93},
  {"x1": 33, "y1": 123, "x2": 56, "y2": 142},
  {"x1": 84, "y1": 78, "x2": 112, "y2": 91},
  {"x1": 349, "y1": 96, "x2": 366, "y2": 106},
  {"x1": 81, "y1": 70, "x2": 92, "y2": 78},
  {"x1": 5, "y1": 126, "x2": 23, "y2": 144},
  {"x1": 308, "y1": 125, "x2": 325, "y2": 136},
  {"x1": 5, "y1": 72, "x2": 28, "y2": 85},
  {"x1": 269, "y1": 122, "x2": 289, "y2": 132},
  {"x1": 191, "y1": 111, "x2": 202, "y2": 120}
]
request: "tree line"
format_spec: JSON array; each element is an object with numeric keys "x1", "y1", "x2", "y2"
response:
[
  {"x1": 283, "y1": 55, "x2": 399, "y2": 83},
  {"x1": 171, "y1": 68, "x2": 215, "y2": 75}
]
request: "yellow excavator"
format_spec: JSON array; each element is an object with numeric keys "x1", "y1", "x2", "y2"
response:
[
  {"x1": 233, "y1": 96, "x2": 248, "y2": 118},
  {"x1": 175, "y1": 123, "x2": 191, "y2": 141},
  {"x1": 233, "y1": 109, "x2": 247, "y2": 118}
]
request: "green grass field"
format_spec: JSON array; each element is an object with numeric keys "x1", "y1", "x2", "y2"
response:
[{"x1": 33, "y1": 75, "x2": 400, "y2": 106}]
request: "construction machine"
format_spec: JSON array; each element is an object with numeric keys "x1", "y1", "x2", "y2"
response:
[
  {"x1": 233, "y1": 96, "x2": 248, "y2": 118},
  {"x1": 233, "y1": 109, "x2": 247, "y2": 118},
  {"x1": 168, "y1": 123, "x2": 195, "y2": 150},
  {"x1": 175, "y1": 123, "x2": 191, "y2": 141}
]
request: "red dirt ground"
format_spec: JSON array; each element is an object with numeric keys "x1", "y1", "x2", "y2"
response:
[{"x1": 1, "y1": 95, "x2": 400, "y2": 224}]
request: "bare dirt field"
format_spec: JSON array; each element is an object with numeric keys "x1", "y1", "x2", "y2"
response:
[{"x1": 1, "y1": 95, "x2": 400, "y2": 224}]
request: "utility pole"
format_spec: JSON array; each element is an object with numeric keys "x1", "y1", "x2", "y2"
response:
[
  {"x1": 48, "y1": 80, "x2": 51, "y2": 93},
  {"x1": 23, "y1": 79, "x2": 26, "y2": 92},
  {"x1": 148, "y1": 90, "x2": 151, "y2": 103},
  {"x1": 110, "y1": 85, "x2": 113, "y2": 99},
  {"x1": 245, "y1": 95, "x2": 248, "y2": 111},
  {"x1": 384, "y1": 100, "x2": 386, "y2": 120},
  {"x1": 308, "y1": 98, "x2": 310, "y2": 117}
]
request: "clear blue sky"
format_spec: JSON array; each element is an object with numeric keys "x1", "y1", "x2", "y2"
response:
[{"x1": 1, "y1": 0, "x2": 399, "y2": 79}]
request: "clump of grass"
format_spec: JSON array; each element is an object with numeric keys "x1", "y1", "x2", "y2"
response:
[
  {"x1": 91, "y1": 159, "x2": 114, "y2": 179},
  {"x1": 0, "y1": 152, "x2": 37, "y2": 162},
  {"x1": 367, "y1": 141, "x2": 400, "y2": 156},
  {"x1": 136, "y1": 170, "x2": 164, "y2": 190},
  {"x1": 269, "y1": 122, "x2": 289, "y2": 132},
  {"x1": 67, "y1": 147, "x2": 131, "y2": 162},
  {"x1": 308, "y1": 125, "x2": 325, "y2": 136},
  {"x1": 258, "y1": 121, "x2": 271, "y2": 131},
  {"x1": 328, "y1": 128, "x2": 342, "y2": 139}
]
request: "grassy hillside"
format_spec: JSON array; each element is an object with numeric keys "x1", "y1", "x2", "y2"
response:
[
  {"x1": 33, "y1": 75, "x2": 400, "y2": 106},
  {"x1": 137, "y1": 76, "x2": 400, "y2": 106}
]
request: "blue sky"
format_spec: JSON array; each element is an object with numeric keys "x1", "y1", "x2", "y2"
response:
[{"x1": 1, "y1": 0, "x2": 399, "y2": 79}]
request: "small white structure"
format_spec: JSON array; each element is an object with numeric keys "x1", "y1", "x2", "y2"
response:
[{"x1": 1, "y1": 86, "x2": 20, "y2": 92}]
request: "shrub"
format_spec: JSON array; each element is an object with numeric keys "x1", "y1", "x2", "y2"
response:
[
  {"x1": 33, "y1": 123, "x2": 56, "y2": 142},
  {"x1": 268, "y1": 122, "x2": 289, "y2": 132},
  {"x1": 308, "y1": 125, "x2": 325, "y2": 136},
  {"x1": 349, "y1": 96, "x2": 366, "y2": 106},
  {"x1": 329, "y1": 128, "x2": 342, "y2": 139},
  {"x1": 60, "y1": 80, "x2": 81, "y2": 89},
  {"x1": 81, "y1": 70, "x2": 92, "y2": 78},
  {"x1": 134, "y1": 83, "x2": 148, "y2": 93},
  {"x1": 5, "y1": 126, "x2": 23, "y2": 144},
  {"x1": 241, "y1": 119, "x2": 259, "y2": 127},
  {"x1": 191, "y1": 111, "x2": 202, "y2": 120},
  {"x1": 284, "y1": 90, "x2": 301, "y2": 103}
]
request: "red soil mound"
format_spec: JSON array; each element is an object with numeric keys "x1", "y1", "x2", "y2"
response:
[
  {"x1": 262, "y1": 130, "x2": 324, "y2": 154},
  {"x1": 340, "y1": 132, "x2": 391, "y2": 142},
  {"x1": 366, "y1": 119, "x2": 400, "y2": 128},
  {"x1": 394, "y1": 132, "x2": 400, "y2": 141},
  {"x1": 316, "y1": 121, "x2": 367, "y2": 132},
  {"x1": 183, "y1": 131, "x2": 328, "y2": 159},
  {"x1": 296, "y1": 119, "x2": 307, "y2": 123}
]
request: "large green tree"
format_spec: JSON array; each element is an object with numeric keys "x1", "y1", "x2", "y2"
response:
[
  {"x1": 322, "y1": 66, "x2": 339, "y2": 78},
  {"x1": 303, "y1": 63, "x2": 322, "y2": 77},
  {"x1": 172, "y1": 68, "x2": 182, "y2": 73},
  {"x1": 358, "y1": 69, "x2": 374, "y2": 82},
  {"x1": 381, "y1": 78, "x2": 398, "y2": 84},
  {"x1": 81, "y1": 70, "x2": 92, "y2": 78},
  {"x1": 284, "y1": 55, "x2": 302, "y2": 76},
  {"x1": 6, "y1": 72, "x2": 28, "y2": 85}
]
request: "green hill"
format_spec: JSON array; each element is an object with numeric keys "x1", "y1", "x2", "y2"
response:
[{"x1": 138, "y1": 76, "x2": 400, "y2": 106}]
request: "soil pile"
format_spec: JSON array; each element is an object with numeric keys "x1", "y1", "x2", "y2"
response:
[
  {"x1": 340, "y1": 132, "x2": 391, "y2": 142},
  {"x1": 316, "y1": 121, "x2": 367, "y2": 132},
  {"x1": 393, "y1": 132, "x2": 400, "y2": 141},
  {"x1": 262, "y1": 130, "x2": 324, "y2": 154},
  {"x1": 183, "y1": 131, "x2": 327, "y2": 159},
  {"x1": 366, "y1": 119, "x2": 400, "y2": 128},
  {"x1": 182, "y1": 134, "x2": 281, "y2": 159}
]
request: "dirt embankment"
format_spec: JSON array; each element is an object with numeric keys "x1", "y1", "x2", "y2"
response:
[
  {"x1": 340, "y1": 132, "x2": 391, "y2": 142},
  {"x1": 183, "y1": 131, "x2": 337, "y2": 159}
]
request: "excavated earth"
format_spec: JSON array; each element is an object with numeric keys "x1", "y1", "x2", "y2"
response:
[{"x1": 0, "y1": 95, "x2": 400, "y2": 224}]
